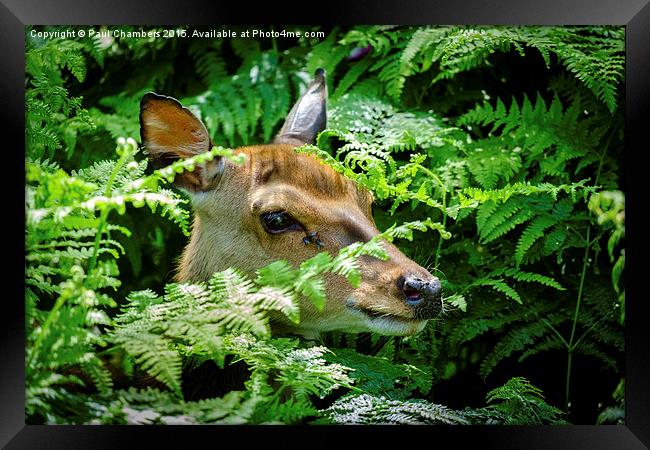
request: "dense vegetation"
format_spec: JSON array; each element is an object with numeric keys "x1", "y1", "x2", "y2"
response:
[{"x1": 25, "y1": 25, "x2": 625, "y2": 425}]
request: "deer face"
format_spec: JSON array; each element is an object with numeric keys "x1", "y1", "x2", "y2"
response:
[{"x1": 140, "y1": 70, "x2": 443, "y2": 338}]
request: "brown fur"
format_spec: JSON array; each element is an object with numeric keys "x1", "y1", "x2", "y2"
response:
[
  {"x1": 174, "y1": 144, "x2": 434, "y2": 337},
  {"x1": 140, "y1": 95, "x2": 440, "y2": 338}
]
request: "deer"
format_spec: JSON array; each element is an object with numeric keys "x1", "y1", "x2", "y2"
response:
[{"x1": 139, "y1": 69, "x2": 443, "y2": 342}]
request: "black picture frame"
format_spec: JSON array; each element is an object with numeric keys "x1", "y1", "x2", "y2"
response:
[{"x1": 3, "y1": 0, "x2": 648, "y2": 448}]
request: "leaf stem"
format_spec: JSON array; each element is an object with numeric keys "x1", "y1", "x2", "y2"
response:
[
  {"x1": 29, "y1": 143, "x2": 130, "y2": 372},
  {"x1": 568, "y1": 226, "x2": 591, "y2": 347},
  {"x1": 564, "y1": 350, "x2": 573, "y2": 413},
  {"x1": 418, "y1": 166, "x2": 448, "y2": 270},
  {"x1": 540, "y1": 318, "x2": 569, "y2": 348},
  {"x1": 564, "y1": 225, "x2": 590, "y2": 411},
  {"x1": 27, "y1": 292, "x2": 67, "y2": 371},
  {"x1": 86, "y1": 146, "x2": 130, "y2": 279},
  {"x1": 571, "y1": 309, "x2": 610, "y2": 352},
  {"x1": 563, "y1": 125, "x2": 615, "y2": 412}
]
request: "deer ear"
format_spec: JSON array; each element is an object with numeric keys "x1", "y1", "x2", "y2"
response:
[
  {"x1": 274, "y1": 68, "x2": 327, "y2": 145},
  {"x1": 139, "y1": 92, "x2": 224, "y2": 192}
]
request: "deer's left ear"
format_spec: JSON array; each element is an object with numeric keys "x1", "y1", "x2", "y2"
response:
[
  {"x1": 140, "y1": 92, "x2": 224, "y2": 192},
  {"x1": 274, "y1": 68, "x2": 327, "y2": 145}
]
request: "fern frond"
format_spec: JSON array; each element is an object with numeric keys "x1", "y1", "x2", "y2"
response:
[
  {"x1": 515, "y1": 215, "x2": 559, "y2": 266},
  {"x1": 332, "y1": 58, "x2": 373, "y2": 100},
  {"x1": 321, "y1": 393, "x2": 470, "y2": 425},
  {"x1": 112, "y1": 329, "x2": 184, "y2": 396},
  {"x1": 474, "y1": 278, "x2": 522, "y2": 304},
  {"x1": 489, "y1": 267, "x2": 565, "y2": 290},
  {"x1": 326, "y1": 348, "x2": 432, "y2": 397},
  {"x1": 482, "y1": 376, "x2": 566, "y2": 424},
  {"x1": 480, "y1": 322, "x2": 548, "y2": 378}
]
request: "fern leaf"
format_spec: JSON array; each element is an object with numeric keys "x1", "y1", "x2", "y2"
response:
[
  {"x1": 515, "y1": 215, "x2": 558, "y2": 265},
  {"x1": 322, "y1": 394, "x2": 470, "y2": 425},
  {"x1": 250, "y1": 286, "x2": 300, "y2": 324},
  {"x1": 474, "y1": 278, "x2": 522, "y2": 304},
  {"x1": 482, "y1": 208, "x2": 536, "y2": 244},
  {"x1": 480, "y1": 322, "x2": 547, "y2": 378},
  {"x1": 477, "y1": 198, "x2": 524, "y2": 242},
  {"x1": 332, "y1": 58, "x2": 373, "y2": 100},
  {"x1": 113, "y1": 329, "x2": 183, "y2": 397}
]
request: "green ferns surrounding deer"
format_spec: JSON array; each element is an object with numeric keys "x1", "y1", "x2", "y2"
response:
[{"x1": 25, "y1": 25, "x2": 624, "y2": 424}]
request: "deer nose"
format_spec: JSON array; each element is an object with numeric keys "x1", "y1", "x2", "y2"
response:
[{"x1": 398, "y1": 275, "x2": 442, "y2": 319}]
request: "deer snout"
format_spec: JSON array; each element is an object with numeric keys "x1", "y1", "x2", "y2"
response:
[{"x1": 397, "y1": 275, "x2": 443, "y2": 320}]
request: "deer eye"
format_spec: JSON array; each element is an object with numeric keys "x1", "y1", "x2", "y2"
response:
[{"x1": 261, "y1": 211, "x2": 301, "y2": 234}]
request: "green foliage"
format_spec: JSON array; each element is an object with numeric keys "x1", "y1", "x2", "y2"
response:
[
  {"x1": 459, "y1": 93, "x2": 608, "y2": 182},
  {"x1": 589, "y1": 191, "x2": 625, "y2": 324},
  {"x1": 596, "y1": 378, "x2": 625, "y2": 425},
  {"x1": 25, "y1": 29, "x2": 101, "y2": 160},
  {"x1": 339, "y1": 26, "x2": 624, "y2": 113},
  {"x1": 319, "y1": 376, "x2": 564, "y2": 425},
  {"x1": 108, "y1": 243, "x2": 384, "y2": 395},
  {"x1": 185, "y1": 54, "x2": 293, "y2": 146},
  {"x1": 325, "y1": 349, "x2": 432, "y2": 398},
  {"x1": 320, "y1": 393, "x2": 471, "y2": 425},
  {"x1": 25, "y1": 137, "x2": 205, "y2": 421},
  {"x1": 25, "y1": 25, "x2": 623, "y2": 425},
  {"x1": 478, "y1": 377, "x2": 567, "y2": 424}
]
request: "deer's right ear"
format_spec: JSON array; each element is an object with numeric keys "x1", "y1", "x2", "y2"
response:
[{"x1": 139, "y1": 92, "x2": 224, "y2": 192}]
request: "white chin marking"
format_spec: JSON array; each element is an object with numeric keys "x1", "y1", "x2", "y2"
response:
[
  {"x1": 342, "y1": 305, "x2": 428, "y2": 336},
  {"x1": 292, "y1": 311, "x2": 427, "y2": 337},
  {"x1": 364, "y1": 316, "x2": 428, "y2": 336}
]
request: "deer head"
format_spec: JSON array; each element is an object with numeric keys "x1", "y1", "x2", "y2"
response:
[{"x1": 139, "y1": 69, "x2": 443, "y2": 338}]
